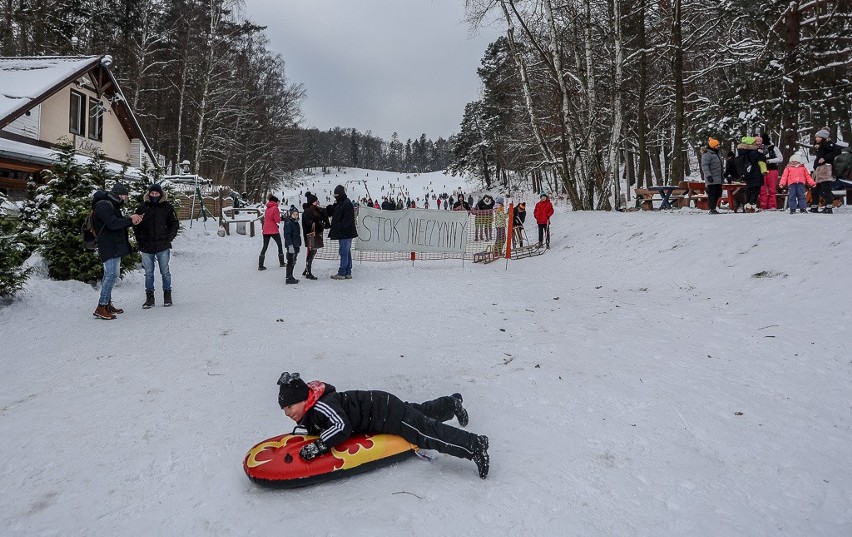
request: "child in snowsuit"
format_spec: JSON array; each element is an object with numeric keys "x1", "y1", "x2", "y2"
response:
[
  {"x1": 282, "y1": 207, "x2": 301, "y2": 284},
  {"x1": 277, "y1": 372, "x2": 490, "y2": 479},
  {"x1": 779, "y1": 152, "x2": 815, "y2": 214}
]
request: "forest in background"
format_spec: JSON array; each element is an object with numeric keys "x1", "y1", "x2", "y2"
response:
[
  {"x1": 3, "y1": 0, "x2": 850, "y2": 208},
  {"x1": 455, "y1": 0, "x2": 852, "y2": 208},
  {"x1": 1, "y1": 0, "x2": 456, "y2": 197}
]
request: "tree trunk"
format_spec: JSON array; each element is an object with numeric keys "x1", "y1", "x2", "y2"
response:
[{"x1": 670, "y1": 0, "x2": 685, "y2": 184}]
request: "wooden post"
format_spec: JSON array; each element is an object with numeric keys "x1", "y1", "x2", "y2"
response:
[{"x1": 505, "y1": 203, "x2": 514, "y2": 268}]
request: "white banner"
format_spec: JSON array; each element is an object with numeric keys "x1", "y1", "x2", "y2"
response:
[{"x1": 356, "y1": 207, "x2": 469, "y2": 254}]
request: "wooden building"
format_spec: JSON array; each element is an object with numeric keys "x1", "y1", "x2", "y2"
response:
[{"x1": 0, "y1": 55, "x2": 158, "y2": 199}]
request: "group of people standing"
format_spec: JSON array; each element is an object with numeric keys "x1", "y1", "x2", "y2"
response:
[
  {"x1": 92, "y1": 182, "x2": 179, "y2": 319},
  {"x1": 258, "y1": 184, "x2": 358, "y2": 282},
  {"x1": 701, "y1": 128, "x2": 850, "y2": 214}
]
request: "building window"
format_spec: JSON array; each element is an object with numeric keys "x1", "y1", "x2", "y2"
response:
[
  {"x1": 69, "y1": 90, "x2": 85, "y2": 135},
  {"x1": 88, "y1": 98, "x2": 103, "y2": 141}
]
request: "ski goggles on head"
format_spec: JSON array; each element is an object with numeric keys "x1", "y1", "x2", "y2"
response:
[{"x1": 277, "y1": 371, "x2": 301, "y2": 386}]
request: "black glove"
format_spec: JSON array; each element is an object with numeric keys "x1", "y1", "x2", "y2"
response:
[{"x1": 299, "y1": 440, "x2": 328, "y2": 461}]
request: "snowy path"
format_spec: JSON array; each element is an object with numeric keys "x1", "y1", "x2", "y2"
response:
[{"x1": 2, "y1": 202, "x2": 851, "y2": 536}]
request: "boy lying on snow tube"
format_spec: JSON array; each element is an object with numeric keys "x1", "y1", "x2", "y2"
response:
[{"x1": 245, "y1": 372, "x2": 489, "y2": 486}]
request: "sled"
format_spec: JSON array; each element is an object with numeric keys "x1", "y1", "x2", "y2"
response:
[{"x1": 244, "y1": 433, "x2": 417, "y2": 488}]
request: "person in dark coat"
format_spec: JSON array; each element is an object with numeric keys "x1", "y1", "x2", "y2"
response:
[
  {"x1": 134, "y1": 183, "x2": 179, "y2": 309},
  {"x1": 277, "y1": 372, "x2": 490, "y2": 479},
  {"x1": 512, "y1": 201, "x2": 527, "y2": 247},
  {"x1": 92, "y1": 183, "x2": 142, "y2": 319},
  {"x1": 452, "y1": 197, "x2": 471, "y2": 211},
  {"x1": 301, "y1": 191, "x2": 327, "y2": 280},
  {"x1": 327, "y1": 184, "x2": 358, "y2": 280},
  {"x1": 810, "y1": 128, "x2": 842, "y2": 213},
  {"x1": 282, "y1": 207, "x2": 302, "y2": 284},
  {"x1": 736, "y1": 136, "x2": 766, "y2": 212}
]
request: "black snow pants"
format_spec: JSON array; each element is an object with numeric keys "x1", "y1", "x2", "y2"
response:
[{"x1": 382, "y1": 394, "x2": 478, "y2": 460}]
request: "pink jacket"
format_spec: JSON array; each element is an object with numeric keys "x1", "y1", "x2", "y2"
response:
[
  {"x1": 262, "y1": 201, "x2": 281, "y2": 235},
  {"x1": 779, "y1": 164, "x2": 815, "y2": 188}
]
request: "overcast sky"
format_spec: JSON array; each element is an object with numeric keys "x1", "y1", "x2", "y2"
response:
[{"x1": 242, "y1": 0, "x2": 502, "y2": 143}]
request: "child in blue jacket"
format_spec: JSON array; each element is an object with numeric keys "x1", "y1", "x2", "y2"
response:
[{"x1": 282, "y1": 207, "x2": 302, "y2": 285}]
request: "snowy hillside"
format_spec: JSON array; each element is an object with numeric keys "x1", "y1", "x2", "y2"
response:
[{"x1": 1, "y1": 173, "x2": 851, "y2": 536}]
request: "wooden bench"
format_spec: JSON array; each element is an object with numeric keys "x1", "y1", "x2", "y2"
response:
[
  {"x1": 684, "y1": 181, "x2": 709, "y2": 209},
  {"x1": 634, "y1": 188, "x2": 655, "y2": 210},
  {"x1": 634, "y1": 187, "x2": 688, "y2": 210}
]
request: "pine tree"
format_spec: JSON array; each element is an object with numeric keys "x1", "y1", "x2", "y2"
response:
[
  {"x1": 0, "y1": 191, "x2": 32, "y2": 299},
  {"x1": 37, "y1": 145, "x2": 139, "y2": 282}
]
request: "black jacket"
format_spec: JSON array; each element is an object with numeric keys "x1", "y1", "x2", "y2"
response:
[
  {"x1": 282, "y1": 217, "x2": 302, "y2": 248},
  {"x1": 513, "y1": 208, "x2": 526, "y2": 226},
  {"x1": 93, "y1": 192, "x2": 134, "y2": 262},
  {"x1": 476, "y1": 197, "x2": 495, "y2": 211},
  {"x1": 301, "y1": 203, "x2": 328, "y2": 243},
  {"x1": 133, "y1": 193, "x2": 179, "y2": 254},
  {"x1": 298, "y1": 383, "x2": 405, "y2": 449},
  {"x1": 328, "y1": 195, "x2": 358, "y2": 240},
  {"x1": 814, "y1": 141, "x2": 842, "y2": 170}
]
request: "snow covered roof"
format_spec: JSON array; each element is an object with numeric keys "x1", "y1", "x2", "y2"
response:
[
  {"x1": 0, "y1": 136, "x2": 144, "y2": 179},
  {"x1": 0, "y1": 55, "x2": 158, "y2": 169},
  {"x1": 0, "y1": 56, "x2": 101, "y2": 125}
]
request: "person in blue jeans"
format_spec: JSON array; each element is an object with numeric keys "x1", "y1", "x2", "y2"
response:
[
  {"x1": 134, "y1": 183, "x2": 179, "y2": 308},
  {"x1": 92, "y1": 183, "x2": 142, "y2": 320},
  {"x1": 327, "y1": 185, "x2": 358, "y2": 280}
]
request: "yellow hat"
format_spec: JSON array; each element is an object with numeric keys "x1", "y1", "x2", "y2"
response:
[{"x1": 708, "y1": 137, "x2": 720, "y2": 149}]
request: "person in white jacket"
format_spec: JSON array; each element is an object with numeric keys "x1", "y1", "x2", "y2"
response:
[{"x1": 759, "y1": 132, "x2": 784, "y2": 209}]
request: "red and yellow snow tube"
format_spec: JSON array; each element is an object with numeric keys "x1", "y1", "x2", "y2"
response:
[{"x1": 244, "y1": 433, "x2": 417, "y2": 488}]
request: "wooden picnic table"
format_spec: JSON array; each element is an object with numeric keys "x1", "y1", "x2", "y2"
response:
[
  {"x1": 646, "y1": 185, "x2": 685, "y2": 210},
  {"x1": 721, "y1": 182, "x2": 746, "y2": 212}
]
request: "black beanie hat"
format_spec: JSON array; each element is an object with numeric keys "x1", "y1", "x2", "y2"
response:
[
  {"x1": 110, "y1": 183, "x2": 129, "y2": 196},
  {"x1": 147, "y1": 183, "x2": 163, "y2": 195},
  {"x1": 278, "y1": 375, "x2": 309, "y2": 408},
  {"x1": 333, "y1": 184, "x2": 345, "y2": 197},
  {"x1": 306, "y1": 191, "x2": 318, "y2": 205}
]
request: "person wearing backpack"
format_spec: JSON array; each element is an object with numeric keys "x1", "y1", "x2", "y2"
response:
[
  {"x1": 758, "y1": 132, "x2": 783, "y2": 210},
  {"x1": 134, "y1": 183, "x2": 179, "y2": 309},
  {"x1": 809, "y1": 129, "x2": 843, "y2": 213},
  {"x1": 735, "y1": 136, "x2": 766, "y2": 212},
  {"x1": 92, "y1": 183, "x2": 142, "y2": 320}
]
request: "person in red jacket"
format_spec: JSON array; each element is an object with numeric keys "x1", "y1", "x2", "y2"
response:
[
  {"x1": 533, "y1": 193, "x2": 554, "y2": 248},
  {"x1": 258, "y1": 194, "x2": 284, "y2": 270}
]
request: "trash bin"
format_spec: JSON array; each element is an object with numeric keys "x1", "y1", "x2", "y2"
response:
[{"x1": 236, "y1": 221, "x2": 247, "y2": 235}]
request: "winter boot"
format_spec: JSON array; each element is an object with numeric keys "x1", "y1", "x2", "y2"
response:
[
  {"x1": 258, "y1": 255, "x2": 266, "y2": 270},
  {"x1": 163, "y1": 290, "x2": 172, "y2": 307},
  {"x1": 143, "y1": 291, "x2": 155, "y2": 309},
  {"x1": 472, "y1": 435, "x2": 489, "y2": 479},
  {"x1": 285, "y1": 253, "x2": 299, "y2": 284},
  {"x1": 809, "y1": 206, "x2": 820, "y2": 213},
  {"x1": 106, "y1": 303, "x2": 124, "y2": 314},
  {"x1": 452, "y1": 393, "x2": 469, "y2": 428},
  {"x1": 93, "y1": 304, "x2": 116, "y2": 320},
  {"x1": 278, "y1": 253, "x2": 286, "y2": 267},
  {"x1": 822, "y1": 207, "x2": 833, "y2": 214}
]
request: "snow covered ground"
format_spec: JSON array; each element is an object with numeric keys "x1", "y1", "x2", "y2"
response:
[{"x1": 2, "y1": 169, "x2": 851, "y2": 536}]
